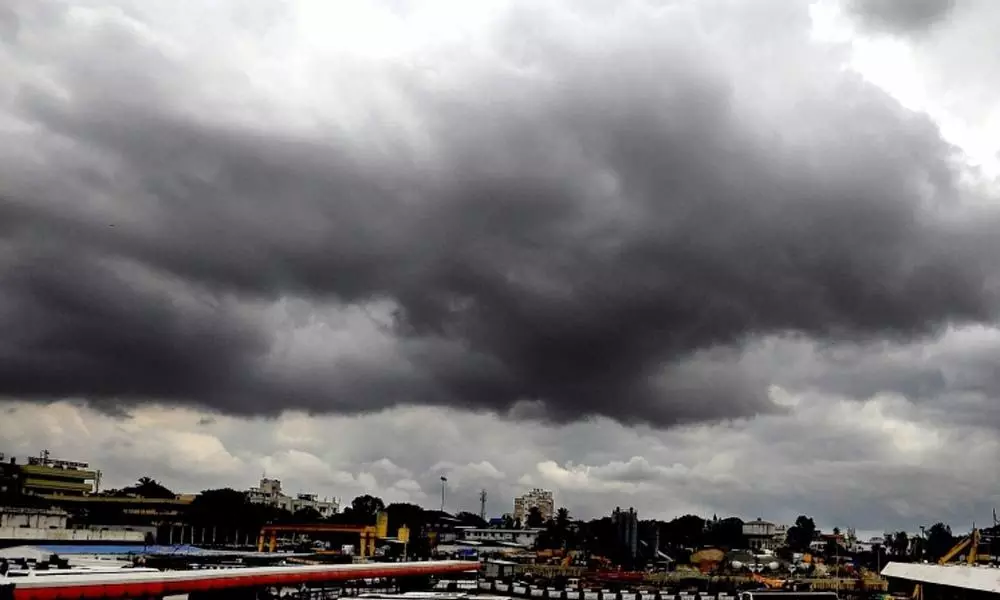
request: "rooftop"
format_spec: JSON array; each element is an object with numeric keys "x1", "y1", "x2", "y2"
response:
[{"x1": 882, "y1": 562, "x2": 1000, "y2": 594}]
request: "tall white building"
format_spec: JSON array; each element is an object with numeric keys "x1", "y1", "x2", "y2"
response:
[
  {"x1": 513, "y1": 488, "x2": 554, "y2": 524},
  {"x1": 246, "y1": 478, "x2": 339, "y2": 518}
]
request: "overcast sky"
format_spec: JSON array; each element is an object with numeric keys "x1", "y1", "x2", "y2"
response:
[{"x1": 2, "y1": 0, "x2": 1000, "y2": 536}]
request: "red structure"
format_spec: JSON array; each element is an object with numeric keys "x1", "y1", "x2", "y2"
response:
[{"x1": 10, "y1": 560, "x2": 474, "y2": 600}]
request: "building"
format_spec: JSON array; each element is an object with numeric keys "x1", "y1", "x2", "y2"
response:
[
  {"x1": 458, "y1": 527, "x2": 542, "y2": 547},
  {"x1": 0, "y1": 507, "x2": 67, "y2": 529},
  {"x1": 16, "y1": 452, "x2": 97, "y2": 498},
  {"x1": 246, "y1": 478, "x2": 338, "y2": 518},
  {"x1": 882, "y1": 562, "x2": 1000, "y2": 599},
  {"x1": 742, "y1": 518, "x2": 786, "y2": 551},
  {"x1": 0, "y1": 506, "x2": 147, "y2": 547},
  {"x1": 513, "y1": 489, "x2": 554, "y2": 524},
  {"x1": 0, "y1": 455, "x2": 21, "y2": 501}
]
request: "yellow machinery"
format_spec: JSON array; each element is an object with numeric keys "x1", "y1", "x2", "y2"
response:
[
  {"x1": 912, "y1": 528, "x2": 982, "y2": 600},
  {"x1": 257, "y1": 511, "x2": 396, "y2": 558},
  {"x1": 752, "y1": 573, "x2": 787, "y2": 589},
  {"x1": 937, "y1": 528, "x2": 981, "y2": 565}
]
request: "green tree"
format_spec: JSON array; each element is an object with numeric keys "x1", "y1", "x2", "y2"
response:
[
  {"x1": 384, "y1": 502, "x2": 425, "y2": 533},
  {"x1": 526, "y1": 506, "x2": 544, "y2": 528},
  {"x1": 189, "y1": 488, "x2": 292, "y2": 545},
  {"x1": 123, "y1": 476, "x2": 175, "y2": 499},
  {"x1": 342, "y1": 494, "x2": 385, "y2": 523},
  {"x1": 455, "y1": 511, "x2": 487, "y2": 527},
  {"x1": 786, "y1": 515, "x2": 817, "y2": 552},
  {"x1": 662, "y1": 514, "x2": 706, "y2": 548},
  {"x1": 293, "y1": 506, "x2": 322, "y2": 522},
  {"x1": 925, "y1": 523, "x2": 955, "y2": 561},
  {"x1": 556, "y1": 507, "x2": 570, "y2": 527},
  {"x1": 383, "y1": 502, "x2": 430, "y2": 559},
  {"x1": 891, "y1": 531, "x2": 910, "y2": 557},
  {"x1": 705, "y1": 516, "x2": 744, "y2": 549}
]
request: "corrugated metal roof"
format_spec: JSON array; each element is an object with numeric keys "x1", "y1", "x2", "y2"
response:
[{"x1": 882, "y1": 562, "x2": 1000, "y2": 593}]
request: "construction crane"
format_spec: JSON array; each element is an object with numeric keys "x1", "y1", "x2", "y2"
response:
[
  {"x1": 912, "y1": 527, "x2": 983, "y2": 600},
  {"x1": 257, "y1": 512, "x2": 396, "y2": 557},
  {"x1": 937, "y1": 528, "x2": 981, "y2": 565}
]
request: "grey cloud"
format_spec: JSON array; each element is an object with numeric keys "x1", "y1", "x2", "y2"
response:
[
  {"x1": 1, "y1": 0, "x2": 999, "y2": 427},
  {"x1": 4, "y1": 398, "x2": 1000, "y2": 531},
  {"x1": 845, "y1": 0, "x2": 958, "y2": 34},
  {"x1": 732, "y1": 330, "x2": 1000, "y2": 430}
]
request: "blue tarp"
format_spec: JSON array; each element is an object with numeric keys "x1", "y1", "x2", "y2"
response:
[{"x1": 33, "y1": 544, "x2": 212, "y2": 556}]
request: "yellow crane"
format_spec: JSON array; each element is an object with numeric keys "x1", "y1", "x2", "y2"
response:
[
  {"x1": 912, "y1": 528, "x2": 982, "y2": 600},
  {"x1": 937, "y1": 528, "x2": 981, "y2": 565}
]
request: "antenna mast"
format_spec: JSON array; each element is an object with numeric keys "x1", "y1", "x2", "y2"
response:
[{"x1": 480, "y1": 489, "x2": 488, "y2": 521}]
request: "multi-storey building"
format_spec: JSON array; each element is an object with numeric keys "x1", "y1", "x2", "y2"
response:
[
  {"x1": 246, "y1": 478, "x2": 339, "y2": 518},
  {"x1": 742, "y1": 517, "x2": 787, "y2": 551},
  {"x1": 19, "y1": 451, "x2": 97, "y2": 498},
  {"x1": 513, "y1": 488, "x2": 554, "y2": 524}
]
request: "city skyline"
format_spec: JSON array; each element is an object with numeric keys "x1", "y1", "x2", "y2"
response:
[{"x1": 0, "y1": 446, "x2": 969, "y2": 542}]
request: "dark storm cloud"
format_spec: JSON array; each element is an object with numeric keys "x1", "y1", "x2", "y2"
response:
[
  {"x1": 845, "y1": 0, "x2": 958, "y2": 34},
  {"x1": 0, "y1": 243, "x2": 267, "y2": 410},
  {"x1": 2, "y1": 0, "x2": 999, "y2": 425}
]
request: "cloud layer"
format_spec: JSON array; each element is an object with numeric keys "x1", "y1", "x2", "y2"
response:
[
  {"x1": 1, "y1": 0, "x2": 998, "y2": 426},
  {"x1": 3, "y1": 391, "x2": 999, "y2": 532}
]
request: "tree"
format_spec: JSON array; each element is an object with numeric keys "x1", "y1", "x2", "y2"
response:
[
  {"x1": 786, "y1": 515, "x2": 817, "y2": 552},
  {"x1": 833, "y1": 526, "x2": 841, "y2": 536},
  {"x1": 455, "y1": 511, "x2": 487, "y2": 527},
  {"x1": 189, "y1": 488, "x2": 292, "y2": 545},
  {"x1": 293, "y1": 506, "x2": 322, "y2": 522},
  {"x1": 123, "y1": 477, "x2": 175, "y2": 499},
  {"x1": 343, "y1": 494, "x2": 385, "y2": 523},
  {"x1": 384, "y1": 503, "x2": 426, "y2": 533},
  {"x1": 925, "y1": 523, "x2": 955, "y2": 561},
  {"x1": 537, "y1": 508, "x2": 575, "y2": 551},
  {"x1": 501, "y1": 514, "x2": 515, "y2": 529},
  {"x1": 705, "y1": 517, "x2": 744, "y2": 549},
  {"x1": 557, "y1": 507, "x2": 570, "y2": 525},
  {"x1": 662, "y1": 514, "x2": 706, "y2": 548},
  {"x1": 891, "y1": 531, "x2": 910, "y2": 557},
  {"x1": 382, "y1": 502, "x2": 430, "y2": 558},
  {"x1": 526, "y1": 506, "x2": 544, "y2": 528}
]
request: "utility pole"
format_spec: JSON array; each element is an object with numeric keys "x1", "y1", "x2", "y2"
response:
[
  {"x1": 440, "y1": 476, "x2": 447, "y2": 512},
  {"x1": 479, "y1": 489, "x2": 488, "y2": 521}
]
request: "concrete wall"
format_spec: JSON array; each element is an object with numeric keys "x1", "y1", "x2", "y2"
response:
[
  {"x1": 0, "y1": 507, "x2": 68, "y2": 529},
  {"x1": 0, "y1": 527, "x2": 146, "y2": 543}
]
